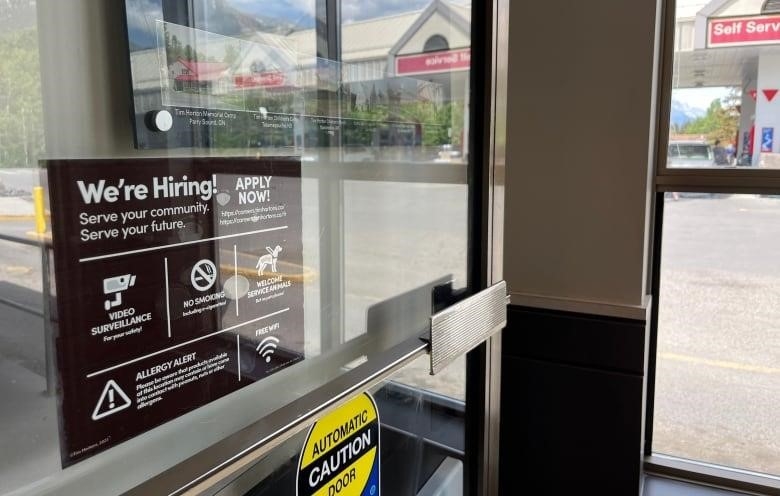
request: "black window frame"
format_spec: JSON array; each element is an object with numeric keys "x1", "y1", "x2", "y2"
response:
[{"x1": 645, "y1": 0, "x2": 780, "y2": 493}]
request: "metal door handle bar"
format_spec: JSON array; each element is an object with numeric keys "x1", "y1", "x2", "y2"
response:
[{"x1": 429, "y1": 281, "x2": 507, "y2": 375}]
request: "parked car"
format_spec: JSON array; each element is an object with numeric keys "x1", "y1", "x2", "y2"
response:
[
  {"x1": 667, "y1": 140, "x2": 714, "y2": 168},
  {"x1": 433, "y1": 143, "x2": 462, "y2": 163}
]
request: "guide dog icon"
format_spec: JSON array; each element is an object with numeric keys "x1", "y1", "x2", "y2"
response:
[
  {"x1": 256, "y1": 246, "x2": 282, "y2": 276},
  {"x1": 103, "y1": 274, "x2": 136, "y2": 311}
]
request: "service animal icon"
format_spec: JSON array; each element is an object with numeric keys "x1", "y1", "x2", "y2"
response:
[{"x1": 256, "y1": 245, "x2": 282, "y2": 276}]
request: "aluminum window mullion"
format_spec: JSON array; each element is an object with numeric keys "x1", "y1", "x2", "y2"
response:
[{"x1": 656, "y1": 171, "x2": 780, "y2": 193}]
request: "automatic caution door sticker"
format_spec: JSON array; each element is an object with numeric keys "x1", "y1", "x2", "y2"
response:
[{"x1": 298, "y1": 393, "x2": 380, "y2": 496}]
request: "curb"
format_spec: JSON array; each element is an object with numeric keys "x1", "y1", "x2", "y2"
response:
[{"x1": 0, "y1": 215, "x2": 36, "y2": 221}]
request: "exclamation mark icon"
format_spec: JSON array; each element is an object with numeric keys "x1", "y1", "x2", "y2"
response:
[{"x1": 92, "y1": 380, "x2": 131, "y2": 421}]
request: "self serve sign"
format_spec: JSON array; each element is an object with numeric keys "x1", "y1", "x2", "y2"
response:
[
  {"x1": 297, "y1": 393, "x2": 380, "y2": 496},
  {"x1": 708, "y1": 15, "x2": 780, "y2": 47}
]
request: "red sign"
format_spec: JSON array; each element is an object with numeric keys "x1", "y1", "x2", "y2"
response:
[
  {"x1": 234, "y1": 71, "x2": 287, "y2": 89},
  {"x1": 396, "y1": 48, "x2": 471, "y2": 76},
  {"x1": 708, "y1": 15, "x2": 780, "y2": 47},
  {"x1": 764, "y1": 89, "x2": 779, "y2": 102}
]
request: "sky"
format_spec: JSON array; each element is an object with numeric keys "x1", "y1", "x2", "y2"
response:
[
  {"x1": 674, "y1": 86, "x2": 734, "y2": 110},
  {"x1": 676, "y1": 0, "x2": 710, "y2": 18},
  {"x1": 230, "y1": 0, "x2": 469, "y2": 25},
  {"x1": 127, "y1": 0, "x2": 470, "y2": 46}
]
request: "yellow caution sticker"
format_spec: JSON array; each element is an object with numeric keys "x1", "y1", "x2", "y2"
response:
[{"x1": 297, "y1": 392, "x2": 380, "y2": 496}]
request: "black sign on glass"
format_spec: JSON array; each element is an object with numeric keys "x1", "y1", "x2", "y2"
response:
[{"x1": 47, "y1": 157, "x2": 304, "y2": 465}]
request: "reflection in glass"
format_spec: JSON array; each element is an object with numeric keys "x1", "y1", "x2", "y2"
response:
[
  {"x1": 127, "y1": 1, "x2": 469, "y2": 157},
  {"x1": 0, "y1": 1, "x2": 51, "y2": 493}
]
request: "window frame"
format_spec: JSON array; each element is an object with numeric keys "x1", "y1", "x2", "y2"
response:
[{"x1": 645, "y1": 0, "x2": 780, "y2": 493}]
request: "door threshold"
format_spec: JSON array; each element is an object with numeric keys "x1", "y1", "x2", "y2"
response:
[{"x1": 644, "y1": 455, "x2": 780, "y2": 496}]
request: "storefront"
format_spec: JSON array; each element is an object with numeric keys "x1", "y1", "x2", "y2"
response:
[
  {"x1": 675, "y1": 0, "x2": 780, "y2": 165},
  {"x1": 0, "y1": 1, "x2": 507, "y2": 495}
]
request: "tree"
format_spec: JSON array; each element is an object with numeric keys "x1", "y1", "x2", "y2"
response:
[
  {"x1": 223, "y1": 44, "x2": 240, "y2": 65},
  {"x1": 166, "y1": 33, "x2": 184, "y2": 62},
  {"x1": 681, "y1": 91, "x2": 740, "y2": 145},
  {"x1": 0, "y1": 28, "x2": 45, "y2": 168}
]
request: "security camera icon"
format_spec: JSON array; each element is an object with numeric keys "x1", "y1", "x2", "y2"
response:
[{"x1": 103, "y1": 274, "x2": 136, "y2": 311}]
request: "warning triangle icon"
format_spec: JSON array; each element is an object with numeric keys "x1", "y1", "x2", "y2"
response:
[{"x1": 91, "y1": 380, "x2": 132, "y2": 421}]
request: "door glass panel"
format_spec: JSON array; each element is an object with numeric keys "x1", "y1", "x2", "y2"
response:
[
  {"x1": 0, "y1": 1, "x2": 474, "y2": 494},
  {"x1": 214, "y1": 355, "x2": 466, "y2": 496}
]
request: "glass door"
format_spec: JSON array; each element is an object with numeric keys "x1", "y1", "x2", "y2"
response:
[
  {"x1": 0, "y1": 1, "x2": 504, "y2": 494},
  {"x1": 212, "y1": 353, "x2": 471, "y2": 496}
]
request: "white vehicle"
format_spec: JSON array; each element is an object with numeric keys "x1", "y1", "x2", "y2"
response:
[{"x1": 667, "y1": 140, "x2": 715, "y2": 168}]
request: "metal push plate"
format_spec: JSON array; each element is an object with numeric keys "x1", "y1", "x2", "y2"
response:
[{"x1": 429, "y1": 281, "x2": 507, "y2": 375}]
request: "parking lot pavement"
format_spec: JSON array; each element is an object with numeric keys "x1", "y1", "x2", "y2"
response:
[
  {"x1": 0, "y1": 234, "x2": 43, "y2": 292},
  {"x1": 655, "y1": 194, "x2": 780, "y2": 476},
  {"x1": 653, "y1": 355, "x2": 779, "y2": 476},
  {"x1": 0, "y1": 168, "x2": 38, "y2": 195},
  {"x1": 0, "y1": 196, "x2": 34, "y2": 219}
]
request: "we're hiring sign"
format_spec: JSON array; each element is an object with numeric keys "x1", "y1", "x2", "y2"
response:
[{"x1": 709, "y1": 15, "x2": 780, "y2": 47}]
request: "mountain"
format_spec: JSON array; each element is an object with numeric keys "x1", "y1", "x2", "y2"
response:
[
  {"x1": 670, "y1": 99, "x2": 705, "y2": 128},
  {"x1": 205, "y1": 0, "x2": 306, "y2": 35},
  {"x1": 125, "y1": 0, "x2": 305, "y2": 51}
]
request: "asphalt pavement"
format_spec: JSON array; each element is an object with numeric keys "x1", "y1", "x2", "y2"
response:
[
  {"x1": 0, "y1": 168, "x2": 38, "y2": 195},
  {"x1": 655, "y1": 194, "x2": 780, "y2": 476}
]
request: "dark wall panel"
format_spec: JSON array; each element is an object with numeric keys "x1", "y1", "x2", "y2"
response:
[
  {"x1": 499, "y1": 306, "x2": 647, "y2": 495},
  {"x1": 503, "y1": 306, "x2": 646, "y2": 373}
]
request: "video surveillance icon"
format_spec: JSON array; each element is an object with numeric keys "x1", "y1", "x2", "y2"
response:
[{"x1": 103, "y1": 274, "x2": 136, "y2": 311}]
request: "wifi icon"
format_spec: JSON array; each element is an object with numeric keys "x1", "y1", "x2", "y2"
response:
[{"x1": 256, "y1": 336, "x2": 280, "y2": 363}]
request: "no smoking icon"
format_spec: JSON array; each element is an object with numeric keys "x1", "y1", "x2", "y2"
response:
[{"x1": 191, "y1": 259, "x2": 217, "y2": 292}]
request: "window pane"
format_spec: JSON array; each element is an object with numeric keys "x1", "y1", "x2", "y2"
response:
[
  {"x1": 655, "y1": 193, "x2": 780, "y2": 476},
  {"x1": 664, "y1": 1, "x2": 780, "y2": 169}
]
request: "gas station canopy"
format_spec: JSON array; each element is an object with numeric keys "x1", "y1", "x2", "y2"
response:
[
  {"x1": 674, "y1": 0, "x2": 780, "y2": 163},
  {"x1": 674, "y1": 0, "x2": 780, "y2": 89}
]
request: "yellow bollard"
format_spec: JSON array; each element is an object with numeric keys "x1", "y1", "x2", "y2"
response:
[{"x1": 33, "y1": 186, "x2": 46, "y2": 234}]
